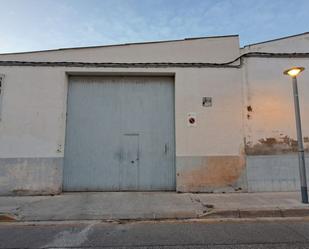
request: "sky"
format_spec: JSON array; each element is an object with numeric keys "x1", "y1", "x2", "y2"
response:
[{"x1": 0, "y1": 0, "x2": 309, "y2": 53}]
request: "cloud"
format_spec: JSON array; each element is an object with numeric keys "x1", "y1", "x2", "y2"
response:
[{"x1": 0, "y1": 0, "x2": 308, "y2": 53}]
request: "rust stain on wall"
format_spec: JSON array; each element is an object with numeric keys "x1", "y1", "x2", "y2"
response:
[
  {"x1": 246, "y1": 105, "x2": 253, "y2": 119},
  {"x1": 246, "y1": 135, "x2": 309, "y2": 155},
  {"x1": 178, "y1": 156, "x2": 245, "y2": 192}
]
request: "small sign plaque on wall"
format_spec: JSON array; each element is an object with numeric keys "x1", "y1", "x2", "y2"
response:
[
  {"x1": 187, "y1": 112, "x2": 197, "y2": 127},
  {"x1": 202, "y1": 97, "x2": 212, "y2": 107}
]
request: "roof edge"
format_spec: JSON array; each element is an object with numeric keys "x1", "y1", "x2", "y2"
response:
[
  {"x1": 243, "y1": 32, "x2": 309, "y2": 48},
  {"x1": 0, "y1": 34, "x2": 238, "y2": 56}
]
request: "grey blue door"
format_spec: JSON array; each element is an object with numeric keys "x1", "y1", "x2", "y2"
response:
[{"x1": 63, "y1": 76, "x2": 175, "y2": 191}]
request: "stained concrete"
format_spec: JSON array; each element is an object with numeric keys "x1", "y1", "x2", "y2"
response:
[
  {"x1": 176, "y1": 156, "x2": 247, "y2": 193},
  {"x1": 1, "y1": 155, "x2": 308, "y2": 195},
  {"x1": 0, "y1": 157, "x2": 63, "y2": 195},
  {"x1": 247, "y1": 155, "x2": 309, "y2": 192},
  {"x1": 0, "y1": 192, "x2": 205, "y2": 221},
  {"x1": 1, "y1": 191, "x2": 308, "y2": 222}
]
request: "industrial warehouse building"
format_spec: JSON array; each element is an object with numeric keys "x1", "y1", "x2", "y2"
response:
[{"x1": 0, "y1": 33, "x2": 308, "y2": 195}]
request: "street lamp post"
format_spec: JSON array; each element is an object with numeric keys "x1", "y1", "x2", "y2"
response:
[{"x1": 284, "y1": 67, "x2": 308, "y2": 204}]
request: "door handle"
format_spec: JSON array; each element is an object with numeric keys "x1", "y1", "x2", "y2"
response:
[
  {"x1": 164, "y1": 143, "x2": 168, "y2": 154},
  {"x1": 131, "y1": 158, "x2": 139, "y2": 164}
]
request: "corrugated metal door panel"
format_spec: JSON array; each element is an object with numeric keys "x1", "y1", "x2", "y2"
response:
[
  {"x1": 63, "y1": 76, "x2": 175, "y2": 191},
  {"x1": 63, "y1": 78, "x2": 122, "y2": 190}
]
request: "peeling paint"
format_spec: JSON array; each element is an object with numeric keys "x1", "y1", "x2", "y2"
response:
[
  {"x1": 177, "y1": 156, "x2": 246, "y2": 193},
  {"x1": 246, "y1": 135, "x2": 309, "y2": 155}
]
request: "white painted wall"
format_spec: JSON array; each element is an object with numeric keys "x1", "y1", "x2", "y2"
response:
[
  {"x1": 242, "y1": 34, "x2": 309, "y2": 149},
  {"x1": 242, "y1": 33, "x2": 309, "y2": 192},
  {"x1": 0, "y1": 67, "x2": 67, "y2": 158},
  {"x1": 243, "y1": 58, "x2": 309, "y2": 147},
  {"x1": 242, "y1": 32, "x2": 309, "y2": 54},
  {"x1": 175, "y1": 68, "x2": 243, "y2": 156},
  {"x1": 0, "y1": 67, "x2": 243, "y2": 159},
  {"x1": 0, "y1": 36, "x2": 239, "y2": 63},
  {"x1": 0, "y1": 36, "x2": 243, "y2": 160}
]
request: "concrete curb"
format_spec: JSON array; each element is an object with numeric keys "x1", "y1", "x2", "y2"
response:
[
  {"x1": 202, "y1": 208, "x2": 309, "y2": 219},
  {"x1": 1, "y1": 208, "x2": 309, "y2": 222}
]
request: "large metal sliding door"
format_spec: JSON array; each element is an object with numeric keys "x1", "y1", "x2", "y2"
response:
[{"x1": 63, "y1": 76, "x2": 175, "y2": 191}]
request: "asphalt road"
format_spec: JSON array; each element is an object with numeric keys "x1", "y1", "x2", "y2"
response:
[{"x1": 1, "y1": 219, "x2": 309, "y2": 249}]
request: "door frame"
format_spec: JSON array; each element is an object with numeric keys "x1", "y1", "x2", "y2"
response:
[{"x1": 62, "y1": 72, "x2": 176, "y2": 191}]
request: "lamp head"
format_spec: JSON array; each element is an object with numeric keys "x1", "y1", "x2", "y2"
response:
[{"x1": 284, "y1": 67, "x2": 305, "y2": 77}]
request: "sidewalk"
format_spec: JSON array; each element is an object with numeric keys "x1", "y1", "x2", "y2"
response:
[{"x1": 0, "y1": 192, "x2": 309, "y2": 222}]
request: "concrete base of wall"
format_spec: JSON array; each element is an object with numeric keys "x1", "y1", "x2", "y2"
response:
[
  {"x1": 247, "y1": 155, "x2": 309, "y2": 192},
  {"x1": 176, "y1": 156, "x2": 247, "y2": 193},
  {"x1": 2, "y1": 155, "x2": 308, "y2": 195},
  {"x1": 0, "y1": 157, "x2": 63, "y2": 196}
]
